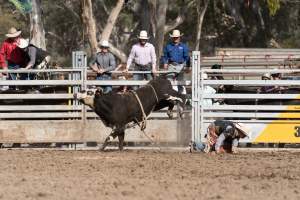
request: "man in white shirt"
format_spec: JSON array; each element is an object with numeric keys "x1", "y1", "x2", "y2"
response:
[{"x1": 126, "y1": 30, "x2": 157, "y2": 89}]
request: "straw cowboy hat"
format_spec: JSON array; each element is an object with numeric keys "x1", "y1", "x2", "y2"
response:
[
  {"x1": 169, "y1": 29, "x2": 183, "y2": 37},
  {"x1": 17, "y1": 38, "x2": 29, "y2": 49},
  {"x1": 6, "y1": 27, "x2": 22, "y2": 38},
  {"x1": 100, "y1": 40, "x2": 110, "y2": 48},
  {"x1": 138, "y1": 30, "x2": 149, "y2": 40},
  {"x1": 235, "y1": 123, "x2": 251, "y2": 137}
]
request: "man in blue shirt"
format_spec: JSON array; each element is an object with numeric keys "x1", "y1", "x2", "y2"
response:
[{"x1": 162, "y1": 30, "x2": 189, "y2": 93}]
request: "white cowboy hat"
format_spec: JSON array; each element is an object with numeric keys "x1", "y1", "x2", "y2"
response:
[
  {"x1": 202, "y1": 73, "x2": 208, "y2": 80},
  {"x1": 138, "y1": 30, "x2": 149, "y2": 40},
  {"x1": 5, "y1": 27, "x2": 22, "y2": 38},
  {"x1": 100, "y1": 40, "x2": 110, "y2": 48},
  {"x1": 262, "y1": 73, "x2": 271, "y2": 80},
  {"x1": 235, "y1": 123, "x2": 251, "y2": 137},
  {"x1": 169, "y1": 29, "x2": 183, "y2": 37},
  {"x1": 17, "y1": 38, "x2": 29, "y2": 49}
]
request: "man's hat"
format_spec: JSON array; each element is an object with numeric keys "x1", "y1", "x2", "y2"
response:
[
  {"x1": 17, "y1": 38, "x2": 29, "y2": 49},
  {"x1": 169, "y1": 30, "x2": 183, "y2": 37},
  {"x1": 138, "y1": 30, "x2": 149, "y2": 40},
  {"x1": 262, "y1": 73, "x2": 271, "y2": 80},
  {"x1": 235, "y1": 123, "x2": 251, "y2": 137},
  {"x1": 100, "y1": 40, "x2": 110, "y2": 48},
  {"x1": 6, "y1": 27, "x2": 22, "y2": 38}
]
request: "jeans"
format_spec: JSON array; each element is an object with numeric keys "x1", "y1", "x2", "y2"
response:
[
  {"x1": 166, "y1": 63, "x2": 185, "y2": 93},
  {"x1": 96, "y1": 74, "x2": 112, "y2": 94},
  {"x1": 133, "y1": 64, "x2": 153, "y2": 90},
  {"x1": 8, "y1": 63, "x2": 20, "y2": 80},
  {"x1": 193, "y1": 141, "x2": 206, "y2": 151}
]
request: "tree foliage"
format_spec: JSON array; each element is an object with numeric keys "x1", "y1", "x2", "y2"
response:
[{"x1": 1, "y1": 0, "x2": 299, "y2": 66}]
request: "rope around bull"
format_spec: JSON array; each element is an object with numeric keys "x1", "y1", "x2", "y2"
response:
[{"x1": 129, "y1": 84, "x2": 160, "y2": 146}]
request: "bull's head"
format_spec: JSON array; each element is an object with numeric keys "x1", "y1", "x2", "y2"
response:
[{"x1": 73, "y1": 88, "x2": 103, "y2": 109}]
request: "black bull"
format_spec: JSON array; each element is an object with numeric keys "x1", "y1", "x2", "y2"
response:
[{"x1": 74, "y1": 77, "x2": 186, "y2": 151}]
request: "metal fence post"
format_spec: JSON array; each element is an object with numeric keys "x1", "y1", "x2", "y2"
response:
[
  {"x1": 72, "y1": 51, "x2": 87, "y2": 122},
  {"x1": 192, "y1": 51, "x2": 201, "y2": 144}
]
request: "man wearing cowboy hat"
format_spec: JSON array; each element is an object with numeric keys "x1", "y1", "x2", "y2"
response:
[
  {"x1": 0, "y1": 27, "x2": 27, "y2": 80},
  {"x1": 162, "y1": 29, "x2": 189, "y2": 93},
  {"x1": 126, "y1": 30, "x2": 157, "y2": 89},
  {"x1": 190, "y1": 120, "x2": 251, "y2": 154},
  {"x1": 90, "y1": 40, "x2": 116, "y2": 94},
  {"x1": 17, "y1": 38, "x2": 50, "y2": 80}
]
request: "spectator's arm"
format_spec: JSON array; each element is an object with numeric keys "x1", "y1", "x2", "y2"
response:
[
  {"x1": 126, "y1": 46, "x2": 135, "y2": 70},
  {"x1": 103, "y1": 54, "x2": 116, "y2": 72},
  {"x1": 150, "y1": 45, "x2": 157, "y2": 71},
  {"x1": 89, "y1": 56, "x2": 99, "y2": 73},
  {"x1": 25, "y1": 47, "x2": 36, "y2": 69}
]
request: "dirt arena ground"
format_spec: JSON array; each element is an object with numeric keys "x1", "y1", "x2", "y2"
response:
[{"x1": 0, "y1": 149, "x2": 299, "y2": 200}]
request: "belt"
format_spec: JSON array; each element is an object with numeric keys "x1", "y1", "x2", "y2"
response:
[{"x1": 135, "y1": 63, "x2": 152, "y2": 67}]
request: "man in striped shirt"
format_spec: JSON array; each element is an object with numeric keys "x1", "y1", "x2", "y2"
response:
[{"x1": 126, "y1": 30, "x2": 157, "y2": 89}]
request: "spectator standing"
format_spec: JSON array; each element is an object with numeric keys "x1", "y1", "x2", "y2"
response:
[
  {"x1": 90, "y1": 40, "x2": 116, "y2": 94},
  {"x1": 17, "y1": 38, "x2": 50, "y2": 80},
  {"x1": 162, "y1": 29, "x2": 189, "y2": 93},
  {"x1": 126, "y1": 30, "x2": 157, "y2": 90},
  {"x1": 0, "y1": 27, "x2": 27, "y2": 80}
]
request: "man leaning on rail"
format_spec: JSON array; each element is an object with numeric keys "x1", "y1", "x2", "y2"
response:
[
  {"x1": 17, "y1": 38, "x2": 50, "y2": 80},
  {"x1": 125, "y1": 30, "x2": 157, "y2": 90},
  {"x1": 90, "y1": 40, "x2": 116, "y2": 94},
  {"x1": 162, "y1": 29, "x2": 190, "y2": 94},
  {"x1": 0, "y1": 27, "x2": 27, "y2": 82}
]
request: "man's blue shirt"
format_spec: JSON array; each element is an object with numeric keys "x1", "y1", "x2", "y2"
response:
[{"x1": 162, "y1": 42, "x2": 189, "y2": 65}]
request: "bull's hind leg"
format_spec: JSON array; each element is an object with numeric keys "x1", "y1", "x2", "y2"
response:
[{"x1": 118, "y1": 130, "x2": 125, "y2": 151}]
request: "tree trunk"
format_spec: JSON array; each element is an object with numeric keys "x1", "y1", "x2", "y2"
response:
[
  {"x1": 80, "y1": 0, "x2": 98, "y2": 54},
  {"x1": 195, "y1": 0, "x2": 210, "y2": 51},
  {"x1": 30, "y1": 0, "x2": 46, "y2": 50},
  {"x1": 99, "y1": 0, "x2": 125, "y2": 42},
  {"x1": 154, "y1": 0, "x2": 168, "y2": 64}
]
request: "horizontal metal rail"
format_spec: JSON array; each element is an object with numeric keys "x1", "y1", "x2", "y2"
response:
[
  {"x1": 203, "y1": 69, "x2": 300, "y2": 73},
  {"x1": 203, "y1": 105, "x2": 300, "y2": 111},
  {"x1": 203, "y1": 93, "x2": 300, "y2": 99},
  {"x1": 0, "y1": 111, "x2": 172, "y2": 119},
  {"x1": 203, "y1": 80, "x2": 300, "y2": 86},
  {"x1": 0, "y1": 105, "x2": 81, "y2": 111},
  {"x1": 0, "y1": 80, "x2": 81, "y2": 86},
  {"x1": 203, "y1": 112, "x2": 300, "y2": 118},
  {"x1": 0, "y1": 94, "x2": 73, "y2": 99},
  {"x1": 86, "y1": 80, "x2": 192, "y2": 86}
]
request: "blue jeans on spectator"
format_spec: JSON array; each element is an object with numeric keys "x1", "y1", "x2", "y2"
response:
[
  {"x1": 133, "y1": 64, "x2": 153, "y2": 90},
  {"x1": 97, "y1": 73, "x2": 112, "y2": 94},
  {"x1": 7, "y1": 63, "x2": 20, "y2": 80}
]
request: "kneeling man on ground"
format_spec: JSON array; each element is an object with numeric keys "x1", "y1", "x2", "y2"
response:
[{"x1": 191, "y1": 120, "x2": 251, "y2": 154}]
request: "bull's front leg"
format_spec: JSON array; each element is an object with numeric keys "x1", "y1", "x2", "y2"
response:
[
  {"x1": 99, "y1": 130, "x2": 118, "y2": 151},
  {"x1": 118, "y1": 130, "x2": 125, "y2": 151},
  {"x1": 166, "y1": 91, "x2": 186, "y2": 119}
]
